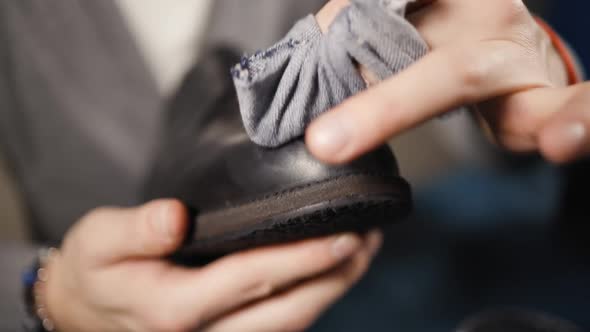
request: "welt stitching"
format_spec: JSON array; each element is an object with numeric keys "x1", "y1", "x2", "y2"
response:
[{"x1": 204, "y1": 172, "x2": 396, "y2": 214}]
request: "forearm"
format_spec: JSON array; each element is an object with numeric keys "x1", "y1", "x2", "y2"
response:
[{"x1": 0, "y1": 243, "x2": 37, "y2": 331}]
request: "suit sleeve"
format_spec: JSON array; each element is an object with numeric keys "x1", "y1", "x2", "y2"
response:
[{"x1": 0, "y1": 243, "x2": 37, "y2": 331}]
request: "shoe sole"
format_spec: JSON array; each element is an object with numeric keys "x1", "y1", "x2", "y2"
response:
[{"x1": 178, "y1": 174, "x2": 412, "y2": 257}]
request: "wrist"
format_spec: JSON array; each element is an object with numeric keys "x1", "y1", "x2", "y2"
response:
[
  {"x1": 23, "y1": 248, "x2": 60, "y2": 332},
  {"x1": 43, "y1": 251, "x2": 70, "y2": 332}
]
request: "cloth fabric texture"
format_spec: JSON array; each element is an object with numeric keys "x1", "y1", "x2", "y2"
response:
[{"x1": 233, "y1": 0, "x2": 428, "y2": 147}]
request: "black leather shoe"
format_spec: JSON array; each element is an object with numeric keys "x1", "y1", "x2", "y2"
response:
[
  {"x1": 144, "y1": 48, "x2": 412, "y2": 257},
  {"x1": 456, "y1": 309, "x2": 584, "y2": 332}
]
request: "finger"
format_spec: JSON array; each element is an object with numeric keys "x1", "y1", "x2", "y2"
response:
[
  {"x1": 406, "y1": 0, "x2": 436, "y2": 15},
  {"x1": 477, "y1": 86, "x2": 573, "y2": 151},
  {"x1": 316, "y1": 0, "x2": 350, "y2": 33},
  {"x1": 203, "y1": 232, "x2": 382, "y2": 332},
  {"x1": 129, "y1": 232, "x2": 379, "y2": 332},
  {"x1": 203, "y1": 255, "x2": 370, "y2": 332},
  {"x1": 478, "y1": 85, "x2": 586, "y2": 160},
  {"x1": 538, "y1": 83, "x2": 590, "y2": 163},
  {"x1": 167, "y1": 232, "x2": 368, "y2": 326},
  {"x1": 69, "y1": 199, "x2": 188, "y2": 265},
  {"x1": 306, "y1": 41, "x2": 550, "y2": 164}
]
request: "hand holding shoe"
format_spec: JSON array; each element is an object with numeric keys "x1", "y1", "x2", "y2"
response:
[{"x1": 43, "y1": 200, "x2": 382, "y2": 332}]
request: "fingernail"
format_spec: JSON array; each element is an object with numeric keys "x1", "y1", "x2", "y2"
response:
[
  {"x1": 331, "y1": 234, "x2": 360, "y2": 259},
  {"x1": 546, "y1": 122, "x2": 587, "y2": 160},
  {"x1": 309, "y1": 115, "x2": 351, "y2": 159},
  {"x1": 367, "y1": 230, "x2": 384, "y2": 257}
]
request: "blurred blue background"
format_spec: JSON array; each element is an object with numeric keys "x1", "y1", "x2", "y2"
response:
[{"x1": 547, "y1": 1, "x2": 590, "y2": 70}]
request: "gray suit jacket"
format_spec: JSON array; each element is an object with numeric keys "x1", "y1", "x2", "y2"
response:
[{"x1": 0, "y1": 0, "x2": 323, "y2": 328}]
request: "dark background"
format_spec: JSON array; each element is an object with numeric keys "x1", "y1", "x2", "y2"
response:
[{"x1": 545, "y1": 1, "x2": 590, "y2": 70}]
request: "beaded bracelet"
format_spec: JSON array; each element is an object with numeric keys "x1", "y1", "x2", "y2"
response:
[{"x1": 22, "y1": 248, "x2": 59, "y2": 332}]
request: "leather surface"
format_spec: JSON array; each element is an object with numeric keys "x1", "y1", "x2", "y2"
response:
[{"x1": 144, "y1": 48, "x2": 401, "y2": 212}]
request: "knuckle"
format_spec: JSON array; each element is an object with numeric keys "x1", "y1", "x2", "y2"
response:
[
  {"x1": 84, "y1": 206, "x2": 113, "y2": 222},
  {"x1": 572, "y1": 83, "x2": 590, "y2": 100},
  {"x1": 65, "y1": 222, "x2": 100, "y2": 262},
  {"x1": 242, "y1": 279, "x2": 275, "y2": 301},
  {"x1": 566, "y1": 86, "x2": 590, "y2": 121},
  {"x1": 133, "y1": 204, "x2": 169, "y2": 251},
  {"x1": 133, "y1": 211, "x2": 152, "y2": 243},
  {"x1": 136, "y1": 204, "x2": 155, "y2": 229},
  {"x1": 68, "y1": 207, "x2": 114, "y2": 252},
  {"x1": 493, "y1": 0, "x2": 528, "y2": 27},
  {"x1": 452, "y1": 50, "x2": 489, "y2": 100},
  {"x1": 72, "y1": 208, "x2": 104, "y2": 236}
]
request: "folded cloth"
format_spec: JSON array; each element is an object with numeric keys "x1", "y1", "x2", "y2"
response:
[{"x1": 232, "y1": 0, "x2": 428, "y2": 147}]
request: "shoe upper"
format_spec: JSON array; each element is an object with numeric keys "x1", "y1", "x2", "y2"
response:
[{"x1": 144, "y1": 47, "x2": 403, "y2": 213}]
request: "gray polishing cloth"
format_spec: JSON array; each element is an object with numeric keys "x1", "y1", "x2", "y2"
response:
[{"x1": 232, "y1": 0, "x2": 428, "y2": 147}]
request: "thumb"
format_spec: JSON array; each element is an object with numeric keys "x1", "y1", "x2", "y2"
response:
[
  {"x1": 69, "y1": 200, "x2": 188, "y2": 265},
  {"x1": 538, "y1": 83, "x2": 590, "y2": 164}
]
